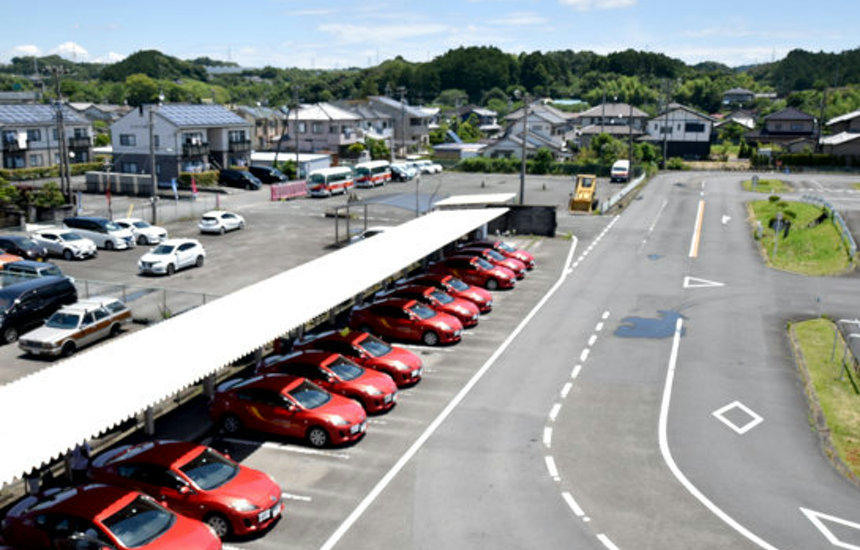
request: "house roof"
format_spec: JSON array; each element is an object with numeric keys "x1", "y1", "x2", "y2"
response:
[
  {"x1": 292, "y1": 102, "x2": 360, "y2": 122},
  {"x1": 820, "y1": 131, "x2": 860, "y2": 146},
  {"x1": 235, "y1": 105, "x2": 286, "y2": 120},
  {"x1": 505, "y1": 102, "x2": 573, "y2": 125},
  {"x1": 0, "y1": 104, "x2": 87, "y2": 125},
  {"x1": 659, "y1": 103, "x2": 717, "y2": 122},
  {"x1": 575, "y1": 102, "x2": 649, "y2": 120},
  {"x1": 578, "y1": 124, "x2": 643, "y2": 136},
  {"x1": 764, "y1": 107, "x2": 815, "y2": 121},
  {"x1": 336, "y1": 101, "x2": 391, "y2": 121},
  {"x1": 370, "y1": 96, "x2": 438, "y2": 118},
  {"x1": 826, "y1": 109, "x2": 860, "y2": 127},
  {"x1": 158, "y1": 104, "x2": 248, "y2": 127},
  {"x1": 723, "y1": 87, "x2": 754, "y2": 96}
]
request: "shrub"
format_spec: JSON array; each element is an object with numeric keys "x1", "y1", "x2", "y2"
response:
[{"x1": 666, "y1": 157, "x2": 687, "y2": 170}]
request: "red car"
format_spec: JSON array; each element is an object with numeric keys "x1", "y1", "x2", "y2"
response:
[
  {"x1": 88, "y1": 440, "x2": 283, "y2": 539},
  {"x1": 379, "y1": 284, "x2": 480, "y2": 328},
  {"x1": 292, "y1": 329, "x2": 423, "y2": 387},
  {"x1": 209, "y1": 374, "x2": 367, "y2": 448},
  {"x1": 467, "y1": 239, "x2": 535, "y2": 269},
  {"x1": 401, "y1": 273, "x2": 493, "y2": 314},
  {"x1": 0, "y1": 484, "x2": 221, "y2": 550},
  {"x1": 455, "y1": 246, "x2": 527, "y2": 279},
  {"x1": 427, "y1": 255, "x2": 516, "y2": 290},
  {"x1": 349, "y1": 297, "x2": 463, "y2": 346},
  {"x1": 258, "y1": 350, "x2": 398, "y2": 414}
]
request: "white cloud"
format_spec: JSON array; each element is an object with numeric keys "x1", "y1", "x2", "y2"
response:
[
  {"x1": 293, "y1": 8, "x2": 333, "y2": 16},
  {"x1": 50, "y1": 41, "x2": 89, "y2": 61},
  {"x1": 6, "y1": 45, "x2": 42, "y2": 61},
  {"x1": 92, "y1": 51, "x2": 126, "y2": 64},
  {"x1": 318, "y1": 22, "x2": 450, "y2": 46},
  {"x1": 559, "y1": 0, "x2": 636, "y2": 10},
  {"x1": 489, "y1": 12, "x2": 548, "y2": 26}
]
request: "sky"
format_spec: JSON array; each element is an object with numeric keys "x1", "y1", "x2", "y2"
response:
[{"x1": 1, "y1": 0, "x2": 857, "y2": 71}]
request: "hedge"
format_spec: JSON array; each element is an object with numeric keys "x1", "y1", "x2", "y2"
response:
[
  {"x1": 177, "y1": 170, "x2": 219, "y2": 187},
  {"x1": 455, "y1": 156, "x2": 610, "y2": 176},
  {"x1": 0, "y1": 161, "x2": 105, "y2": 181}
]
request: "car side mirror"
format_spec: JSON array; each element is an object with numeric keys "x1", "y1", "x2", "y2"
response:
[{"x1": 178, "y1": 485, "x2": 193, "y2": 495}]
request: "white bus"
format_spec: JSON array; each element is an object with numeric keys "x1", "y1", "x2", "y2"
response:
[
  {"x1": 307, "y1": 166, "x2": 354, "y2": 197},
  {"x1": 354, "y1": 160, "x2": 391, "y2": 188}
]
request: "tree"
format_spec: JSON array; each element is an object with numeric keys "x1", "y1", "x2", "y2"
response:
[
  {"x1": 124, "y1": 73, "x2": 159, "y2": 107},
  {"x1": 532, "y1": 148, "x2": 554, "y2": 174},
  {"x1": 26, "y1": 182, "x2": 64, "y2": 208},
  {"x1": 365, "y1": 138, "x2": 390, "y2": 160}
]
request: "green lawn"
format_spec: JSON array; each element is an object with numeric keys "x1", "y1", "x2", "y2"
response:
[
  {"x1": 742, "y1": 178, "x2": 790, "y2": 193},
  {"x1": 749, "y1": 200, "x2": 855, "y2": 275},
  {"x1": 792, "y1": 318, "x2": 860, "y2": 478}
]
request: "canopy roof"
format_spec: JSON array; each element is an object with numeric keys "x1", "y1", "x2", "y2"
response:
[{"x1": 0, "y1": 208, "x2": 507, "y2": 487}]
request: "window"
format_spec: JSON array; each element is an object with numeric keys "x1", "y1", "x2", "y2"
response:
[
  {"x1": 660, "y1": 126, "x2": 672, "y2": 134},
  {"x1": 312, "y1": 122, "x2": 323, "y2": 134},
  {"x1": 297, "y1": 122, "x2": 307, "y2": 133},
  {"x1": 73, "y1": 128, "x2": 87, "y2": 138},
  {"x1": 52, "y1": 128, "x2": 58, "y2": 141},
  {"x1": 120, "y1": 162, "x2": 138, "y2": 173},
  {"x1": 330, "y1": 125, "x2": 338, "y2": 134},
  {"x1": 685, "y1": 122, "x2": 705, "y2": 133},
  {"x1": 29, "y1": 154, "x2": 43, "y2": 167},
  {"x1": 790, "y1": 123, "x2": 805, "y2": 131},
  {"x1": 153, "y1": 135, "x2": 160, "y2": 148},
  {"x1": 410, "y1": 118, "x2": 422, "y2": 127},
  {"x1": 228, "y1": 130, "x2": 246, "y2": 142},
  {"x1": 119, "y1": 134, "x2": 136, "y2": 146},
  {"x1": 27, "y1": 129, "x2": 41, "y2": 142}
]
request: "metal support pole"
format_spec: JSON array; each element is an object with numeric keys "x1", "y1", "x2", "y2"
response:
[
  {"x1": 144, "y1": 407, "x2": 155, "y2": 436},
  {"x1": 149, "y1": 105, "x2": 158, "y2": 224},
  {"x1": 203, "y1": 374, "x2": 215, "y2": 399},
  {"x1": 520, "y1": 97, "x2": 528, "y2": 205}
]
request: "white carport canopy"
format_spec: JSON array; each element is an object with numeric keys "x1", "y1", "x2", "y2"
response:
[
  {"x1": 433, "y1": 193, "x2": 517, "y2": 208},
  {"x1": 0, "y1": 208, "x2": 508, "y2": 488}
]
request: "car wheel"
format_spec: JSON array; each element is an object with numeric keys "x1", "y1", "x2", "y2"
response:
[
  {"x1": 109, "y1": 323, "x2": 121, "y2": 337},
  {"x1": 422, "y1": 330, "x2": 440, "y2": 346},
  {"x1": 238, "y1": 221, "x2": 245, "y2": 230},
  {"x1": 3, "y1": 327, "x2": 18, "y2": 344},
  {"x1": 205, "y1": 513, "x2": 231, "y2": 539},
  {"x1": 307, "y1": 426, "x2": 330, "y2": 448},
  {"x1": 195, "y1": 255, "x2": 204, "y2": 268},
  {"x1": 104, "y1": 240, "x2": 114, "y2": 251},
  {"x1": 137, "y1": 235, "x2": 147, "y2": 245},
  {"x1": 221, "y1": 414, "x2": 242, "y2": 434},
  {"x1": 61, "y1": 341, "x2": 76, "y2": 357},
  {"x1": 486, "y1": 278, "x2": 499, "y2": 291},
  {"x1": 62, "y1": 249, "x2": 73, "y2": 261},
  {"x1": 219, "y1": 226, "x2": 226, "y2": 235},
  {"x1": 166, "y1": 264, "x2": 175, "y2": 276}
]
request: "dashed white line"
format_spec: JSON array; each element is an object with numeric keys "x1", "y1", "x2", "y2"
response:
[
  {"x1": 561, "y1": 491, "x2": 585, "y2": 517},
  {"x1": 588, "y1": 334, "x2": 597, "y2": 346},
  {"x1": 282, "y1": 492, "x2": 313, "y2": 502},
  {"x1": 549, "y1": 402, "x2": 562, "y2": 421},
  {"x1": 602, "y1": 311, "x2": 610, "y2": 320},
  {"x1": 571, "y1": 364, "x2": 582, "y2": 379},
  {"x1": 595, "y1": 322, "x2": 604, "y2": 332},
  {"x1": 580, "y1": 348, "x2": 590, "y2": 362},
  {"x1": 543, "y1": 427, "x2": 553, "y2": 448},
  {"x1": 545, "y1": 455, "x2": 560, "y2": 480},
  {"x1": 597, "y1": 533, "x2": 622, "y2": 550},
  {"x1": 561, "y1": 381, "x2": 573, "y2": 398}
]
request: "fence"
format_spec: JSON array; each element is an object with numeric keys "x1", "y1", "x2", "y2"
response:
[
  {"x1": 800, "y1": 194, "x2": 858, "y2": 258},
  {"x1": 601, "y1": 173, "x2": 647, "y2": 213},
  {"x1": 270, "y1": 180, "x2": 308, "y2": 201},
  {"x1": 76, "y1": 279, "x2": 218, "y2": 325}
]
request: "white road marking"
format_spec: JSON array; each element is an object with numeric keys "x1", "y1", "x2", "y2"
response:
[
  {"x1": 571, "y1": 365, "x2": 582, "y2": 379},
  {"x1": 659, "y1": 318, "x2": 780, "y2": 550},
  {"x1": 602, "y1": 311, "x2": 610, "y2": 320},
  {"x1": 561, "y1": 491, "x2": 585, "y2": 517},
  {"x1": 683, "y1": 276, "x2": 725, "y2": 289},
  {"x1": 561, "y1": 382, "x2": 573, "y2": 398},
  {"x1": 810, "y1": 179, "x2": 825, "y2": 191},
  {"x1": 597, "y1": 533, "x2": 622, "y2": 550},
  {"x1": 543, "y1": 427, "x2": 553, "y2": 448},
  {"x1": 588, "y1": 334, "x2": 597, "y2": 346},
  {"x1": 800, "y1": 507, "x2": 860, "y2": 549},
  {"x1": 580, "y1": 348, "x2": 590, "y2": 362},
  {"x1": 368, "y1": 419, "x2": 388, "y2": 425},
  {"x1": 721, "y1": 214, "x2": 731, "y2": 224},
  {"x1": 712, "y1": 401, "x2": 764, "y2": 435},
  {"x1": 549, "y1": 403, "x2": 562, "y2": 421},
  {"x1": 282, "y1": 492, "x2": 313, "y2": 502},
  {"x1": 320, "y1": 234, "x2": 588, "y2": 550},
  {"x1": 649, "y1": 198, "x2": 669, "y2": 234},
  {"x1": 222, "y1": 438, "x2": 351, "y2": 460},
  {"x1": 545, "y1": 455, "x2": 560, "y2": 480},
  {"x1": 689, "y1": 199, "x2": 705, "y2": 258},
  {"x1": 595, "y1": 322, "x2": 604, "y2": 332}
]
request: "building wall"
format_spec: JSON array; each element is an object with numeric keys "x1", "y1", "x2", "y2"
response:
[
  {"x1": 2, "y1": 121, "x2": 92, "y2": 169},
  {"x1": 647, "y1": 110, "x2": 712, "y2": 143},
  {"x1": 765, "y1": 118, "x2": 814, "y2": 134}
]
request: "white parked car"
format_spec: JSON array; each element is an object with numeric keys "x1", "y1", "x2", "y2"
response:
[
  {"x1": 62, "y1": 216, "x2": 135, "y2": 250},
  {"x1": 138, "y1": 238, "x2": 206, "y2": 276},
  {"x1": 18, "y1": 296, "x2": 131, "y2": 357},
  {"x1": 114, "y1": 218, "x2": 168, "y2": 245},
  {"x1": 412, "y1": 160, "x2": 443, "y2": 175},
  {"x1": 198, "y1": 210, "x2": 245, "y2": 234},
  {"x1": 30, "y1": 229, "x2": 97, "y2": 260}
]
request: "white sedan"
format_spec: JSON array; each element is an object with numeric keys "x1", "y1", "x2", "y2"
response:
[
  {"x1": 115, "y1": 217, "x2": 168, "y2": 245},
  {"x1": 138, "y1": 238, "x2": 206, "y2": 276},
  {"x1": 198, "y1": 210, "x2": 245, "y2": 234},
  {"x1": 29, "y1": 229, "x2": 97, "y2": 260}
]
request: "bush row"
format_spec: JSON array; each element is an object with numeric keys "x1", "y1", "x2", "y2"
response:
[{"x1": 0, "y1": 161, "x2": 105, "y2": 181}]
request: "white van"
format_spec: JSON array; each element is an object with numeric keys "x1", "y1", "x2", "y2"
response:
[{"x1": 610, "y1": 160, "x2": 630, "y2": 183}]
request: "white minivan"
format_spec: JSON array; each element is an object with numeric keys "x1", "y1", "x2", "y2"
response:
[
  {"x1": 62, "y1": 216, "x2": 136, "y2": 250},
  {"x1": 610, "y1": 159, "x2": 630, "y2": 183}
]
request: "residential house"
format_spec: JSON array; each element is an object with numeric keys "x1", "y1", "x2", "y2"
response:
[
  {"x1": 572, "y1": 102, "x2": 648, "y2": 149},
  {"x1": 745, "y1": 107, "x2": 817, "y2": 151},
  {"x1": 482, "y1": 102, "x2": 570, "y2": 160},
  {"x1": 234, "y1": 105, "x2": 288, "y2": 151},
  {"x1": 820, "y1": 110, "x2": 860, "y2": 159},
  {"x1": 334, "y1": 100, "x2": 394, "y2": 142},
  {"x1": 722, "y1": 87, "x2": 755, "y2": 106},
  {"x1": 109, "y1": 104, "x2": 253, "y2": 181},
  {"x1": 69, "y1": 102, "x2": 131, "y2": 123},
  {"x1": 645, "y1": 103, "x2": 715, "y2": 159},
  {"x1": 0, "y1": 91, "x2": 41, "y2": 104},
  {"x1": 0, "y1": 104, "x2": 93, "y2": 170},
  {"x1": 825, "y1": 109, "x2": 860, "y2": 134},
  {"x1": 453, "y1": 105, "x2": 502, "y2": 136},
  {"x1": 369, "y1": 96, "x2": 439, "y2": 155},
  {"x1": 283, "y1": 102, "x2": 363, "y2": 155},
  {"x1": 504, "y1": 101, "x2": 575, "y2": 142}
]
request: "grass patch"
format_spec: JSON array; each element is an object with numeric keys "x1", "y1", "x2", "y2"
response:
[
  {"x1": 749, "y1": 199, "x2": 854, "y2": 275},
  {"x1": 793, "y1": 318, "x2": 860, "y2": 478},
  {"x1": 853, "y1": 183, "x2": 860, "y2": 191},
  {"x1": 742, "y1": 178, "x2": 790, "y2": 193}
]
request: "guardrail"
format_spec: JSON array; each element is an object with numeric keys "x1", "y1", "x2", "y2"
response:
[
  {"x1": 601, "y1": 173, "x2": 647, "y2": 213},
  {"x1": 270, "y1": 180, "x2": 308, "y2": 201},
  {"x1": 800, "y1": 194, "x2": 858, "y2": 258}
]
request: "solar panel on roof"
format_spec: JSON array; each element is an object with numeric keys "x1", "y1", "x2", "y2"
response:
[
  {"x1": 0, "y1": 104, "x2": 86, "y2": 125},
  {"x1": 159, "y1": 104, "x2": 248, "y2": 127}
]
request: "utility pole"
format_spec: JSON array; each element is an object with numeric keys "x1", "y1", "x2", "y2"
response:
[
  {"x1": 293, "y1": 86, "x2": 300, "y2": 175},
  {"x1": 628, "y1": 101, "x2": 634, "y2": 171},
  {"x1": 149, "y1": 92, "x2": 163, "y2": 224},
  {"x1": 45, "y1": 66, "x2": 71, "y2": 201},
  {"x1": 520, "y1": 94, "x2": 528, "y2": 205},
  {"x1": 398, "y1": 86, "x2": 407, "y2": 158}
]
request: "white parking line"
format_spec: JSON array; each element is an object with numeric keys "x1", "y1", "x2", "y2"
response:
[
  {"x1": 561, "y1": 491, "x2": 585, "y2": 517},
  {"x1": 282, "y1": 492, "x2": 313, "y2": 502},
  {"x1": 543, "y1": 427, "x2": 553, "y2": 448},
  {"x1": 597, "y1": 533, "x2": 622, "y2": 550},
  {"x1": 545, "y1": 455, "x2": 560, "y2": 480},
  {"x1": 602, "y1": 311, "x2": 610, "y2": 320},
  {"x1": 222, "y1": 438, "x2": 351, "y2": 460},
  {"x1": 561, "y1": 381, "x2": 572, "y2": 399},
  {"x1": 588, "y1": 334, "x2": 597, "y2": 346},
  {"x1": 595, "y1": 322, "x2": 604, "y2": 332},
  {"x1": 549, "y1": 402, "x2": 562, "y2": 421},
  {"x1": 580, "y1": 348, "x2": 590, "y2": 362},
  {"x1": 571, "y1": 364, "x2": 582, "y2": 379}
]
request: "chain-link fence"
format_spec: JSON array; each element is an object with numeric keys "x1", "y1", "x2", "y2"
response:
[{"x1": 76, "y1": 279, "x2": 217, "y2": 325}]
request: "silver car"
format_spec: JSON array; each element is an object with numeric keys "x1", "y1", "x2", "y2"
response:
[{"x1": 30, "y1": 229, "x2": 98, "y2": 261}]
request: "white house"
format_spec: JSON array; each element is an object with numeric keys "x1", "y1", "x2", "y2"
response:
[{"x1": 646, "y1": 103, "x2": 715, "y2": 160}]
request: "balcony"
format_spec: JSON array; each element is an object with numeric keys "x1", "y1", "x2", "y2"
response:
[
  {"x1": 182, "y1": 143, "x2": 210, "y2": 158},
  {"x1": 228, "y1": 139, "x2": 251, "y2": 153},
  {"x1": 2, "y1": 138, "x2": 26, "y2": 152},
  {"x1": 68, "y1": 136, "x2": 91, "y2": 149}
]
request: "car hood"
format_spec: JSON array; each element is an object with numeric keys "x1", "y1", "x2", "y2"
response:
[
  {"x1": 140, "y1": 252, "x2": 172, "y2": 263},
  {"x1": 500, "y1": 258, "x2": 525, "y2": 272},
  {"x1": 426, "y1": 312, "x2": 464, "y2": 332},
  {"x1": 20, "y1": 324, "x2": 74, "y2": 344},
  {"x1": 376, "y1": 346, "x2": 423, "y2": 370},
  {"x1": 215, "y1": 466, "x2": 281, "y2": 510},
  {"x1": 350, "y1": 368, "x2": 397, "y2": 394},
  {"x1": 323, "y1": 393, "x2": 367, "y2": 424},
  {"x1": 145, "y1": 513, "x2": 220, "y2": 550}
]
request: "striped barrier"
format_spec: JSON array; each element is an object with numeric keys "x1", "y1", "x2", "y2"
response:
[{"x1": 271, "y1": 180, "x2": 308, "y2": 201}]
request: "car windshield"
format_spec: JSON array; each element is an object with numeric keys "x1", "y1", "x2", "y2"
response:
[
  {"x1": 103, "y1": 495, "x2": 175, "y2": 548},
  {"x1": 328, "y1": 357, "x2": 364, "y2": 381},
  {"x1": 45, "y1": 312, "x2": 81, "y2": 329},
  {"x1": 447, "y1": 277, "x2": 470, "y2": 291},
  {"x1": 309, "y1": 174, "x2": 325, "y2": 184},
  {"x1": 409, "y1": 303, "x2": 436, "y2": 320},
  {"x1": 474, "y1": 258, "x2": 494, "y2": 270},
  {"x1": 497, "y1": 242, "x2": 515, "y2": 253},
  {"x1": 289, "y1": 380, "x2": 331, "y2": 409},
  {"x1": 430, "y1": 290, "x2": 454, "y2": 304},
  {"x1": 132, "y1": 221, "x2": 150, "y2": 229},
  {"x1": 201, "y1": 217, "x2": 216, "y2": 223},
  {"x1": 105, "y1": 221, "x2": 121, "y2": 231},
  {"x1": 151, "y1": 245, "x2": 175, "y2": 255},
  {"x1": 104, "y1": 301, "x2": 127, "y2": 314},
  {"x1": 358, "y1": 334, "x2": 392, "y2": 357},
  {"x1": 19, "y1": 238, "x2": 38, "y2": 247},
  {"x1": 179, "y1": 448, "x2": 239, "y2": 491},
  {"x1": 60, "y1": 232, "x2": 82, "y2": 241},
  {"x1": 486, "y1": 249, "x2": 506, "y2": 261}
]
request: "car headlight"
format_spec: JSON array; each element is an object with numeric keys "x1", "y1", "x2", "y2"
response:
[
  {"x1": 364, "y1": 386, "x2": 382, "y2": 396},
  {"x1": 437, "y1": 322, "x2": 451, "y2": 331},
  {"x1": 329, "y1": 415, "x2": 350, "y2": 426},
  {"x1": 229, "y1": 498, "x2": 259, "y2": 512}
]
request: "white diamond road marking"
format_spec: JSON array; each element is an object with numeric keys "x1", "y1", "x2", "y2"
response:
[
  {"x1": 801, "y1": 507, "x2": 860, "y2": 550},
  {"x1": 712, "y1": 401, "x2": 764, "y2": 435}
]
